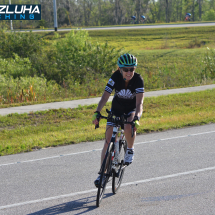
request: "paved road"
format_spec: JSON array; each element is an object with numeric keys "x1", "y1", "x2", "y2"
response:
[
  {"x1": 21, "y1": 22, "x2": 215, "y2": 32},
  {"x1": 0, "y1": 123, "x2": 215, "y2": 214},
  {"x1": 0, "y1": 84, "x2": 215, "y2": 116}
]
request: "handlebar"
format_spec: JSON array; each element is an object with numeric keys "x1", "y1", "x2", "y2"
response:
[{"x1": 95, "y1": 109, "x2": 135, "y2": 137}]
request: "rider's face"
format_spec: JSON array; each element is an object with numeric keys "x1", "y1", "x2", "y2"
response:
[{"x1": 121, "y1": 67, "x2": 135, "y2": 81}]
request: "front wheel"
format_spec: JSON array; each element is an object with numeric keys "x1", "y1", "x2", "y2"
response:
[
  {"x1": 112, "y1": 140, "x2": 127, "y2": 194},
  {"x1": 96, "y1": 142, "x2": 113, "y2": 207}
]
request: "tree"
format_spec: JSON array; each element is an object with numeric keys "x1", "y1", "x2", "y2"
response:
[
  {"x1": 202, "y1": 9, "x2": 215, "y2": 20},
  {"x1": 165, "y1": 0, "x2": 169, "y2": 22},
  {"x1": 136, "y1": 0, "x2": 141, "y2": 24}
]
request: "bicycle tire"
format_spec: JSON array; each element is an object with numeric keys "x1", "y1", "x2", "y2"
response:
[
  {"x1": 96, "y1": 142, "x2": 113, "y2": 207},
  {"x1": 112, "y1": 139, "x2": 127, "y2": 194}
]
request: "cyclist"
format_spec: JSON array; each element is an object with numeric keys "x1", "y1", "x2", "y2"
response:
[{"x1": 92, "y1": 53, "x2": 144, "y2": 187}]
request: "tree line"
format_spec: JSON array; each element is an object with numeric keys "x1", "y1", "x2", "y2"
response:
[{"x1": 0, "y1": 0, "x2": 215, "y2": 29}]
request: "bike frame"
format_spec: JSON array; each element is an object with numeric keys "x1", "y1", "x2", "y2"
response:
[
  {"x1": 95, "y1": 109, "x2": 134, "y2": 207},
  {"x1": 110, "y1": 126, "x2": 125, "y2": 169},
  {"x1": 100, "y1": 125, "x2": 123, "y2": 175}
]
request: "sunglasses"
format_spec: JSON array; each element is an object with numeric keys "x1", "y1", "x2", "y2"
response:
[{"x1": 122, "y1": 68, "x2": 135, "y2": 72}]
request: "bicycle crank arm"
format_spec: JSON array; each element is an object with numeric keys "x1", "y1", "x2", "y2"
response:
[{"x1": 115, "y1": 163, "x2": 127, "y2": 177}]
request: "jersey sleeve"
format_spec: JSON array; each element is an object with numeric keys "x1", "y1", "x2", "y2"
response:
[
  {"x1": 135, "y1": 75, "x2": 144, "y2": 94},
  {"x1": 105, "y1": 72, "x2": 117, "y2": 94}
]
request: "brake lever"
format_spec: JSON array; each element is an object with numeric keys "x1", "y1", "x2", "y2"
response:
[{"x1": 95, "y1": 114, "x2": 100, "y2": 129}]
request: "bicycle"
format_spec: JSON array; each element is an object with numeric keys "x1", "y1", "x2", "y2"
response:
[{"x1": 95, "y1": 109, "x2": 135, "y2": 207}]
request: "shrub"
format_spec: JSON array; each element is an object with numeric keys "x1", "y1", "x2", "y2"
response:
[
  {"x1": 202, "y1": 47, "x2": 215, "y2": 79},
  {"x1": 202, "y1": 9, "x2": 215, "y2": 21},
  {"x1": 0, "y1": 75, "x2": 60, "y2": 104},
  {"x1": 53, "y1": 30, "x2": 123, "y2": 84},
  {"x1": 38, "y1": 19, "x2": 48, "y2": 28},
  {"x1": 0, "y1": 54, "x2": 32, "y2": 78},
  {"x1": 0, "y1": 73, "x2": 108, "y2": 104},
  {"x1": 0, "y1": 29, "x2": 122, "y2": 86},
  {"x1": 0, "y1": 30, "x2": 44, "y2": 59}
]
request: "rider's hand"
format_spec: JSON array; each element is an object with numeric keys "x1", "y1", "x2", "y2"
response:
[
  {"x1": 92, "y1": 111, "x2": 101, "y2": 125},
  {"x1": 133, "y1": 116, "x2": 140, "y2": 132}
]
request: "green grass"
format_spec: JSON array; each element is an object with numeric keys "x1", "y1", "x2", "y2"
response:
[
  {"x1": 88, "y1": 26, "x2": 215, "y2": 50},
  {"x1": 36, "y1": 26, "x2": 215, "y2": 50},
  {"x1": 134, "y1": 48, "x2": 215, "y2": 89},
  {"x1": 0, "y1": 89, "x2": 214, "y2": 156}
]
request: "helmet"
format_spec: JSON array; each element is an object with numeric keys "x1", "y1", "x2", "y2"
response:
[{"x1": 117, "y1": 53, "x2": 137, "y2": 68}]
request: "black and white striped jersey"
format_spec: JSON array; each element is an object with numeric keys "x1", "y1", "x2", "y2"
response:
[{"x1": 105, "y1": 70, "x2": 144, "y2": 113}]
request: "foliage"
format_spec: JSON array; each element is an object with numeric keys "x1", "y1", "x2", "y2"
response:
[
  {"x1": 0, "y1": 74, "x2": 59, "y2": 104},
  {"x1": 53, "y1": 30, "x2": 123, "y2": 83},
  {"x1": 202, "y1": 9, "x2": 215, "y2": 21},
  {"x1": 1, "y1": 0, "x2": 214, "y2": 29},
  {"x1": 202, "y1": 47, "x2": 215, "y2": 79},
  {"x1": 0, "y1": 54, "x2": 32, "y2": 78},
  {"x1": 0, "y1": 30, "x2": 43, "y2": 59},
  {"x1": 38, "y1": 19, "x2": 48, "y2": 28},
  {"x1": 0, "y1": 73, "x2": 108, "y2": 105},
  {"x1": 0, "y1": 27, "x2": 215, "y2": 107},
  {"x1": 0, "y1": 21, "x2": 9, "y2": 31}
]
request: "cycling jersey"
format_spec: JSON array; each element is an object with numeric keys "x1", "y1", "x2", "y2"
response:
[{"x1": 105, "y1": 70, "x2": 144, "y2": 114}]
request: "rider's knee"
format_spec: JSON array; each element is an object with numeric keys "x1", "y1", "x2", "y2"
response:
[{"x1": 124, "y1": 124, "x2": 132, "y2": 133}]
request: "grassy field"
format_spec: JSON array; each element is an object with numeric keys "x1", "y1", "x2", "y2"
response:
[
  {"x1": 0, "y1": 89, "x2": 214, "y2": 156},
  {"x1": 39, "y1": 26, "x2": 215, "y2": 50},
  {"x1": 88, "y1": 26, "x2": 215, "y2": 50}
]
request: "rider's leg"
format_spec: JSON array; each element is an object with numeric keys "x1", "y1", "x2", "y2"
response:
[
  {"x1": 124, "y1": 112, "x2": 136, "y2": 148},
  {"x1": 100, "y1": 125, "x2": 113, "y2": 166},
  {"x1": 124, "y1": 112, "x2": 136, "y2": 165}
]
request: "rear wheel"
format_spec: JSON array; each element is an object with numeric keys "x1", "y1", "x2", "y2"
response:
[
  {"x1": 112, "y1": 139, "x2": 127, "y2": 194},
  {"x1": 96, "y1": 142, "x2": 113, "y2": 207}
]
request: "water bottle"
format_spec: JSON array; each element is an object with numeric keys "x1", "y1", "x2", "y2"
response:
[{"x1": 114, "y1": 141, "x2": 119, "y2": 162}]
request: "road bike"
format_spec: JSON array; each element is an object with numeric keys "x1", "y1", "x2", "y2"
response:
[{"x1": 95, "y1": 109, "x2": 135, "y2": 207}]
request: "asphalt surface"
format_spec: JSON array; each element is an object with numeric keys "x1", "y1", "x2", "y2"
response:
[
  {"x1": 0, "y1": 84, "x2": 215, "y2": 116},
  {"x1": 22, "y1": 22, "x2": 215, "y2": 32},
  {"x1": 0, "y1": 123, "x2": 215, "y2": 214}
]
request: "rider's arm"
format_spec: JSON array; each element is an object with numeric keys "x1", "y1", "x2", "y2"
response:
[
  {"x1": 135, "y1": 92, "x2": 144, "y2": 119},
  {"x1": 96, "y1": 91, "x2": 111, "y2": 112},
  {"x1": 96, "y1": 72, "x2": 117, "y2": 112}
]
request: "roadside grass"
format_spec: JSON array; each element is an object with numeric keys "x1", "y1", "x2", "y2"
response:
[
  {"x1": 0, "y1": 89, "x2": 214, "y2": 156},
  {"x1": 132, "y1": 48, "x2": 215, "y2": 89},
  {"x1": 88, "y1": 26, "x2": 215, "y2": 50},
  {"x1": 37, "y1": 26, "x2": 215, "y2": 50}
]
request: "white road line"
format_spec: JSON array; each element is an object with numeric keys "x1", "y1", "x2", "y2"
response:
[
  {"x1": 0, "y1": 130, "x2": 214, "y2": 167},
  {"x1": 135, "y1": 130, "x2": 215, "y2": 145},
  {"x1": 1, "y1": 165, "x2": 215, "y2": 210}
]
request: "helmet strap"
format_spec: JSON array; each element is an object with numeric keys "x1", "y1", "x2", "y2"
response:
[{"x1": 120, "y1": 69, "x2": 126, "y2": 81}]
